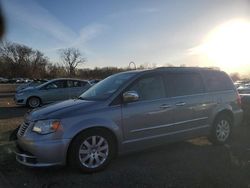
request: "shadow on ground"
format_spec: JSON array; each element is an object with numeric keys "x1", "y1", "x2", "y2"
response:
[{"x1": 1, "y1": 134, "x2": 250, "y2": 188}]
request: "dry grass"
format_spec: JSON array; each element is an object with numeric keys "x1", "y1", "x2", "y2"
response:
[
  {"x1": 0, "y1": 118, "x2": 23, "y2": 135},
  {"x1": 0, "y1": 97, "x2": 25, "y2": 142},
  {"x1": 0, "y1": 84, "x2": 18, "y2": 93},
  {"x1": 0, "y1": 96, "x2": 23, "y2": 167}
]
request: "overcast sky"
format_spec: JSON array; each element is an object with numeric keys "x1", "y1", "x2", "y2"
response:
[{"x1": 1, "y1": 0, "x2": 250, "y2": 70}]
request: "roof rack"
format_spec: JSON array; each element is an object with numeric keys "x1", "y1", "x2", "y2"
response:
[{"x1": 154, "y1": 66, "x2": 221, "y2": 70}]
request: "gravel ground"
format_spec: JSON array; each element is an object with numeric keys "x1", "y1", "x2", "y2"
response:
[{"x1": 1, "y1": 96, "x2": 250, "y2": 188}]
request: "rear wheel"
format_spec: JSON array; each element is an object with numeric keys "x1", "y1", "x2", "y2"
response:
[
  {"x1": 68, "y1": 129, "x2": 116, "y2": 173},
  {"x1": 209, "y1": 114, "x2": 232, "y2": 145},
  {"x1": 27, "y1": 97, "x2": 41, "y2": 108}
]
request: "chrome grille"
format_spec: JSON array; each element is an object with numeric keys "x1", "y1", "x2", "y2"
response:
[{"x1": 18, "y1": 122, "x2": 30, "y2": 136}]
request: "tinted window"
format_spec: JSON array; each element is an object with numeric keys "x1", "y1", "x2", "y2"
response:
[
  {"x1": 80, "y1": 81, "x2": 88, "y2": 87},
  {"x1": 165, "y1": 72, "x2": 205, "y2": 97},
  {"x1": 203, "y1": 71, "x2": 234, "y2": 92},
  {"x1": 46, "y1": 80, "x2": 66, "y2": 89},
  {"x1": 127, "y1": 75, "x2": 166, "y2": 101},
  {"x1": 67, "y1": 80, "x2": 86, "y2": 87}
]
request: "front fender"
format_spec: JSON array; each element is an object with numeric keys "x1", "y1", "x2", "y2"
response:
[{"x1": 62, "y1": 117, "x2": 123, "y2": 145}]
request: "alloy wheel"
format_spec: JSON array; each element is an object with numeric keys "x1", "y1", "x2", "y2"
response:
[
  {"x1": 78, "y1": 136, "x2": 109, "y2": 169},
  {"x1": 215, "y1": 119, "x2": 230, "y2": 142}
]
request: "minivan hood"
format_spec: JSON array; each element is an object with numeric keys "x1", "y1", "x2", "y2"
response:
[{"x1": 28, "y1": 99, "x2": 102, "y2": 120}]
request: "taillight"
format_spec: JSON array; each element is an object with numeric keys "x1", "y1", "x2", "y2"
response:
[{"x1": 236, "y1": 92, "x2": 242, "y2": 107}]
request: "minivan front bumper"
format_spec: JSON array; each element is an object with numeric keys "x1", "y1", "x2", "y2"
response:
[{"x1": 15, "y1": 137, "x2": 71, "y2": 167}]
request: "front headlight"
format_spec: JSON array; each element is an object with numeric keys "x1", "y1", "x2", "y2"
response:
[{"x1": 32, "y1": 119, "x2": 61, "y2": 134}]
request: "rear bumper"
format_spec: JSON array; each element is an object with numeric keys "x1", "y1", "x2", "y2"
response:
[
  {"x1": 233, "y1": 109, "x2": 243, "y2": 126},
  {"x1": 15, "y1": 138, "x2": 71, "y2": 167}
]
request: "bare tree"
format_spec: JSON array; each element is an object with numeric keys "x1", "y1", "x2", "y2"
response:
[
  {"x1": 0, "y1": 41, "x2": 32, "y2": 65},
  {"x1": 59, "y1": 48, "x2": 86, "y2": 76},
  {"x1": 230, "y1": 72, "x2": 241, "y2": 81},
  {"x1": 0, "y1": 41, "x2": 48, "y2": 78},
  {"x1": 46, "y1": 63, "x2": 67, "y2": 78}
]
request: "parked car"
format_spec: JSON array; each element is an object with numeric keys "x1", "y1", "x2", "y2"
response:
[
  {"x1": 15, "y1": 78, "x2": 26, "y2": 83},
  {"x1": 235, "y1": 80, "x2": 250, "y2": 87},
  {"x1": 0, "y1": 77, "x2": 9, "y2": 83},
  {"x1": 239, "y1": 94, "x2": 250, "y2": 124},
  {"x1": 8, "y1": 78, "x2": 18, "y2": 83},
  {"x1": 14, "y1": 78, "x2": 91, "y2": 108},
  {"x1": 237, "y1": 85, "x2": 250, "y2": 94},
  {"x1": 15, "y1": 67, "x2": 243, "y2": 172},
  {"x1": 16, "y1": 79, "x2": 48, "y2": 92},
  {"x1": 89, "y1": 79, "x2": 101, "y2": 85}
]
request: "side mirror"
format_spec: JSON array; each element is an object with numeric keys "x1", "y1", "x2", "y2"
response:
[{"x1": 123, "y1": 91, "x2": 139, "y2": 103}]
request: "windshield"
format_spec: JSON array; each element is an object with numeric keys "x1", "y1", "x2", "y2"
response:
[{"x1": 79, "y1": 72, "x2": 136, "y2": 101}]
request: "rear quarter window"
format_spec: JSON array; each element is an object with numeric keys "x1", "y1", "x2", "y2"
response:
[{"x1": 203, "y1": 71, "x2": 234, "y2": 92}]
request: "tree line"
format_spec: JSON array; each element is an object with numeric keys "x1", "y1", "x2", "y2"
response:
[
  {"x1": 0, "y1": 41, "x2": 131, "y2": 80},
  {"x1": 0, "y1": 41, "x2": 244, "y2": 81}
]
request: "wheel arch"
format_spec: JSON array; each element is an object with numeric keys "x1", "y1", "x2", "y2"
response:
[
  {"x1": 212, "y1": 109, "x2": 234, "y2": 126},
  {"x1": 66, "y1": 126, "x2": 119, "y2": 164},
  {"x1": 26, "y1": 96, "x2": 42, "y2": 106}
]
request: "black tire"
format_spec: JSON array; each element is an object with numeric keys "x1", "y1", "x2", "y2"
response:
[
  {"x1": 27, "y1": 97, "x2": 41, "y2": 108},
  {"x1": 68, "y1": 128, "x2": 116, "y2": 173},
  {"x1": 209, "y1": 114, "x2": 232, "y2": 145}
]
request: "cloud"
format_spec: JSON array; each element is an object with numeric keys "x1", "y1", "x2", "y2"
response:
[
  {"x1": 2, "y1": 0, "x2": 107, "y2": 62},
  {"x1": 2, "y1": 0, "x2": 77, "y2": 43},
  {"x1": 136, "y1": 8, "x2": 159, "y2": 13},
  {"x1": 108, "y1": 7, "x2": 159, "y2": 19},
  {"x1": 44, "y1": 23, "x2": 107, "y2": 59},
  {"x1": 72, "y1": 23, "x2": 107, "y2": 48}
]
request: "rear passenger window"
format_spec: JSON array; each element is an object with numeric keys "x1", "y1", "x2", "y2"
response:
[
  {"x1": 46, "y1": 80, "x2": 66, "y2": 89},
  {"x1": 165, "y1": 73, "x2": 205, "y2": 97},
  {"x1": 203, "y1": 71, "x2": 233, "y2": 92},
  {"x1": 67, "y1": 80, "x2": 86, "y2": 87},
  {"x1": 128, "y1": 75, "x2": 166, "y2": 101},
  {"x1": 80, "y1": 81, "x2": 88, "y2": 87}
]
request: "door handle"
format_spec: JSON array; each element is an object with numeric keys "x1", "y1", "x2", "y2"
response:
[
  {"x1": 159, "y1": 104, "x2": 172, "y2": 109},
  {"x1": 175, "y1": 102, "x2": 186, "y2": 106}
]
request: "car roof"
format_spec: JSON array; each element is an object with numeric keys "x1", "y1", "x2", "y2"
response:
[
  {"x1": 49, "y1": 78, "x2": 89, "y2": 82},
  {"x1": 37, "y1": 78, "x2": 90, "y2": 88},
  {"x1": 127, "y1": 67, "x2": 223, "y2": 75},
  {"x1": 111, "y1": 67, "x2": 225, "y2": 79},
  {"x1": 153, "y1": 66, "x2": 221, "y2": 72}
]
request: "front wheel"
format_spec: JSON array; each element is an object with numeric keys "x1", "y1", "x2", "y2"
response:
[
  {"x1": 68, "y1": 129, "x2": 116, "y2": 173},
  {"x1": 27, "y1": 97, "x2": 41, "y2": 108},
  {"x1": 209, "y1": 115, "x2": 232, "y2": 145}
]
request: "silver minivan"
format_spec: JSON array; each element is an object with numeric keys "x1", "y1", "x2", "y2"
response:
[{"x1": 15, "y1": 67, "x2": 243, "y2": 172}]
